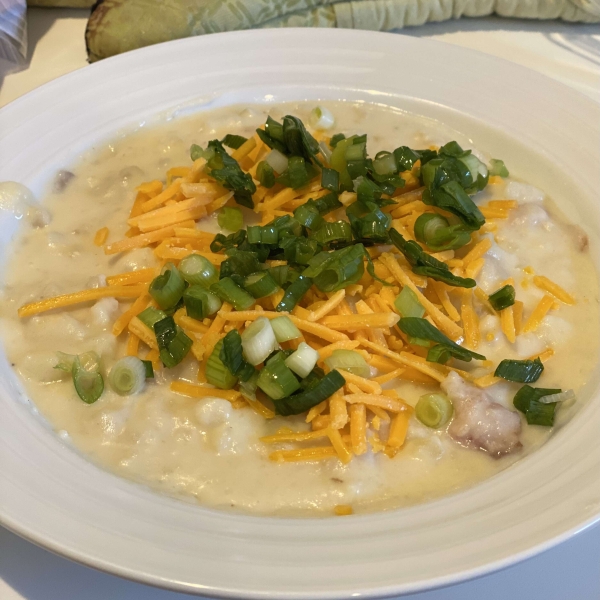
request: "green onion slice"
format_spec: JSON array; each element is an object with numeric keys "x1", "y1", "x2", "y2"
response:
[
  {"x1": 394, "y1": 287, "x2": 425, "y2": 318},
  {"x1": 108, "y1": 356, "x2": 147, "y2": 396},
  {"x1": 321, "y1": 168, "x2": 339, "y2": 193},
  {"x1": 489, "y1": 159, "x2": 509, "y2": 178},
  {"x1": 206, "y1": 339, "x2": 238, "y2": 390},
  {"x1": 178, "y1": 254, "x2": 218, "y2": 288},
  {"x1": 488, "y1": 285, "x2": 516, "y2": 311},
  {"x1": 276, "y1": 275, "x2": 313, "y2": 312},
  {"x1": 137, "y1": 306, "x2": 167, "y2": 329},
  {"x1": 389, "y1": 228, "x2": 476, "y2": 288},
  {"x1": 270, "y1": 315, "x2": 302, "y2": 342},
  {"x1": 183, "y1": 286, "x2": 222, "y2": 320},
  {"x1": 285, "y1": 342, "x2": 319, "y2": 378},
  {"x1": 244, "y1": 271, "x2": 280, "y2": 299},
  {"x1": 153, "y1": 316, "x2": 192, "y2": 368},
  {"x1": 513, "y1": 385, "x2": 561, "y2": 426},
  {"x1": 217, "y1": 206, "x2": 243, "y2": 232},
  {"x1": 416, "y1": 393, "x2": 453, "y2": 428},
  {"x1": 313, "y1": 221, "x2": 352, "y2": 246},
  {"x1": 257, "y1": 160, "x2": 276, "y2": 188},
  {"x1": 141, "y1": 360, "x2": 154, "y2": 378},
  {"x1": 414, "y1": 213, "x2": 471, "y2": 252},
  {"x1": 221, "y1": 134, "x2": 248, "y2": 150},
  {"x1": 149, "y1": 263, "x2": 186, "y2": 310},
  {"x1": 274, "y1": 369, "x2": 346, "y2": 416},
  {"x1": 71, "y1": 352, "x2": 104, "y2": 404},
  {"x1": 241, "y1": 316, "x2": 279, "y2": 366},
  {"x1": 220, "y1": 329, "x2": 255, "y2": 382},
  {"x1": 495, "y1": 357, "x2": 544, "y2": 383},
  {"x1": 257, "y1": 352, "x2": 301, "y2": 400},
  {"x1": 324, "y1": 349, "x2": 370, "y2": 378},
  {"x1": 399, "y1": 317, "x2": 486, "y2": 362},
  {"x1": 211, "y1": 277, "x2": 255, "y2": 311},
  {"x1": 205, "y1": 139, "x2": 256, "y2": 209}
]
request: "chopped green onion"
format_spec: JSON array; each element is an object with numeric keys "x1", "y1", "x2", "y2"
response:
[
  {"x1": 256, "y1": 160, "x2": 276, "y2": 188},
  {"x1": 221, "y1": 134, "x2": 248, "y2": 150},
  {"x1": 309, "y1": 106, "x2": 335, "y2": 130},
  {"x1": 210, "y1": 229, "x2": 247, "y2": 253},
  {"x1": 268, "y1": 265, "x2": 295, "y2": 287},
  {"x1": 265, "y1": 148, "x2": 289, "y2": 174},
  {"x1": 414, "y1": 213, "x2": 471, "y2": 252},
  {"x1": 303, "y1": 244, "x2": 365, "y2": 293},
  {"x1": 211, "y1": 277, "x2": 255, "y2": 311},
  {"x1": 153, "y1": 316, "x2": 192, "y2": 368},
  {"x1": 373, "y1": 151, "x2": 398, "y2": 176},
  {"x1": 141, "y1": 360, "x2": 154, "y2": 378},
  {"x1": 55, "y1": 351, "x2": 75, "y2": 372},
  {"x1": 108, "y1": 356, "x2": 146, "y2": 396},
  {"x1": 217, "y1": 207, "x2": 243, "y2": 232},
  {"x1": 257, "y1": 352, "x2": 301, "y2": 400},
  {"x1": 329, "y1": 133, "x2": 346, "y2": 148},
  {"x1": 270, "y1": 316, "x2": 302, "y2": 342},
  {"x1": 513, "y1": 385, "x2": 561, "y2": 426},
  {"x1": 311, "y1": 192, "x2": 343, "y2": 215},
  {"x1": 276, "y1": 275, "x2": 313, "y2": 312},
  {"x1": 459, "y1": 153, "x2": 489, "y2": 192},
  {"x1": 324, "y1": 349, "x2": 370, "y2": 378},
  {"x1": 488, "y1": 285, "x2": 516, "y2": 311},
  {"x1": 348, "y1": 206, "x2": 391, "y2": 243},
  {"x1": 219, "y1": 250, "x2": 261, "y2": 280},
  {"x1": 489, "y1": 159, "x2": 509, "y2": 178},
  {"x1": 276, "y1": 156, "x2": 317, "y2": 189},
  {"x1": 399, "y1": 317, "x2": 486, "y2": 362},
  {"x1": 256, "y1": 116, "x2": 286, "y2": 153},
  {"x1": 393, "y1": 146, "x2": 421, "y2": 171},
  {"x1": 205, "y1": 139, "x2": 256, "y2": 209},
  {"x1": 243, "y1": 271, "x2": 279, "y2": 298},
  {"x1": 285, "y1": 342, "x2": 319, "y2": 378},
  {"x1": 313, "y1": 221, "x2": 352, "y2": 246},
  {"x1": 426, "y1": 344, "x2": 452, "y2": 364},
  {"x1": 495, "y1": 357, "x2": 544, "y2": 383},
  {"x1": 183, "y1": 286, "x2": 222, "y2": 320},
  {"x1": 389, "y1": 228, "x2": 476, "y2": 288},
  {"x1": 241, "y1": 316, "x2": 278, "y2": 366},
  {"x1": 423, "y1": 180, "x2": 485, "y2": 231},
  {"x1": 220, "y1": 330, "x2": 255, "y2": 381},
  {"x1": 274, "y1": 369, "x2": 345, "y2": 416},
  {"x1": 137, "y1": 306, "x2": 167, "y2": 329},
  {"x1": 321, "y1": 168, "x2": 339, "y2": 193},
  {"x1": 206, "y1": 339, "x2": 238, "y2": 389},
  {"x1": 416, "y1": 393, "x2": 453, "y2": 428},
  {"x1": 178, "y1": 253, "x2": 218, "y2": 288},
  {"x1": 149, "y1": 263, "x2": 185, "y2": 310},
  {"x1": 293, "y1": 204, "x2": 325, "y2": 230},
  {"x1": 394, "y1": 287, "x2": 425, "y2": 318},
  {"x1": 279, "y1": 237, "x2": 319, "y2": 265},
  {"x1": 190, "y1": 144, "x2": 205, "y2": 161},
  {"x1": 71, "y1": 352, "x2": 104, "y2": 404},
  {"x1": 282, "y1": 115, "x2": 323, "y2": 167}
]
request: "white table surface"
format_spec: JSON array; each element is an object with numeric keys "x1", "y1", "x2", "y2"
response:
[{"x1": 1, "y1": 8, "x2": 599, "y2": 600}]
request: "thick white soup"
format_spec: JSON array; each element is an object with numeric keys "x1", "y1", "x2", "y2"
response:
[{"x1": 1, "y1": 102, "x2": 598, "y2": 516}]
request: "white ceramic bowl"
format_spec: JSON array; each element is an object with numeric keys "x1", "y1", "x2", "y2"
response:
[{"x1": 1, "y1": 29, "x2": 599, "y2": 599}]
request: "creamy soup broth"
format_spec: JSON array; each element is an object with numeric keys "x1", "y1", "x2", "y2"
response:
[{"x1": 1, "y1": 101, "x2": 598, "y2": 516}]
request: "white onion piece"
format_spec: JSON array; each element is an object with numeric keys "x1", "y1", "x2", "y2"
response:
[
  {"x1": 538, "y1": 389, "x2": 576, "y2": 404},
  {"x1": 309, "y1": 106, "x2": 335, "y2": 130},
  {"x1": 241, "y1": 317, "x2": 278, "y2": 365},
  {"x1": 265, "y1": 149, "x2": 289, "y2": 175},
  {"x1": 285, "y1": 342, "x2": 319, "y2": 378}
]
